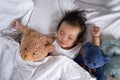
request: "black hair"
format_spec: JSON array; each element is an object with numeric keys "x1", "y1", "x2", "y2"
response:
[{"x1": 57, "y1": 10, "x2": 87, "y2": 42}]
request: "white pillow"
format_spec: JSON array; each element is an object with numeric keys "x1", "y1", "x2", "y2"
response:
[
  {"x1": 28, "y1": 0, "x2": 79, "y2": 36},
  {"x1": 76, "y1": 0, "x2": 120, "y2": 40},
  {"x1": 28, "y1": 0, "x2": 120, "y2": 42}
]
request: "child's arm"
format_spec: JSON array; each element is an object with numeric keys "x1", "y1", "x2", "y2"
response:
[{"x1": 91, "y1": 26, "x2": 101, "y2": 46}]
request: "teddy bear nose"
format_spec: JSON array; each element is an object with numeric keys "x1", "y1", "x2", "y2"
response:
[{"x1": 24, "y1": 54, "x2": 27, "y2": 58}]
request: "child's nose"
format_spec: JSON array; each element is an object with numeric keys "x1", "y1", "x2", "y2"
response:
[{"x1": 62, "y1": 36, "x2": 68, "y2": 41}]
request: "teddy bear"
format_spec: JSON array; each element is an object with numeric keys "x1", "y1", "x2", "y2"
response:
[
  {"x1": 82, "y1": 42, "x2": 110, "y2": 69},
  {"x1": 20, "y1": 26, "x2": 55, "y2": 61},
  {"x1": 13, "y1": 21, "x2": 55, "y2": 62}
]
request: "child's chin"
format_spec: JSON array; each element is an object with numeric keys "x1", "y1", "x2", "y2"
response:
[{"x1": 59, "y1": 45, "x2": 65, "y2": 48}]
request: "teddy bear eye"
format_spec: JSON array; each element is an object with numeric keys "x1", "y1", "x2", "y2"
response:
[
  {"x1": 93, "y1": 62, "x2": 96, "y2": 66},
  {"x1": 88, "y1": 61, "x2": 92, "y2": 64},
  {"x1": 24, "y1": 47, "x2": 27, "y2": 50},
  {"x1": 45, "y1": 41, "x2": 50, "y2": 46},
  {"x1": 33, "y1": 53, "x2": 35, "y2": 55}
]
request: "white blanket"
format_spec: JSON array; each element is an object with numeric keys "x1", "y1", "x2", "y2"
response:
[
  {"x1": 0, "y1": 0, "x2": 96, "y2": 80},
  {"x1": 0, "y1": 0, "x2": 34, "y2": 39},
  {"x1": 0, "y1": 35, "x2": 95, "y2": 80},
  {"x1": 1, "y1": 0, "x2": 120, "y2": 80}
]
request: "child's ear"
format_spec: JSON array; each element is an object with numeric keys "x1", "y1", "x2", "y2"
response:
[
  {"x1": 75, "y1": 40, "x2": 81, "y2": 44},
  {"x1": 76, "y1": 38, "x2": 84, "y2": 44}
]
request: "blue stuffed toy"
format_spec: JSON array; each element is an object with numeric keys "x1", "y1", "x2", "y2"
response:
[
  {"x1": 101, "y1": 39, "x2": 120, "y2": 78},
  {"x1": 74, "y1": 42, "x2": 110, "y2": 80},
  {"x1": 83, "y1": 42, "x2": 110, "y2": 69}
]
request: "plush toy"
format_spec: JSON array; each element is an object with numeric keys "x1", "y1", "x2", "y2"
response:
[
  {"x1": 82, "y1": 42, "x2": 110, "y2": 69},
  {"x1": 19, "y1": 26, "x2": 55, "y2": 61},
  {"x1": 101, "y1": 39, "x2": 120, "y2": 78}
]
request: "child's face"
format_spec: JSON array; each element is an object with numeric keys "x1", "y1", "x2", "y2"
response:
[{"x1": 56, "y1": 21, "x2": 81, "y2": 49}]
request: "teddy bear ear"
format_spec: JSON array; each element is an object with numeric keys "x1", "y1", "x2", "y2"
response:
[{"x1": 47, "y1": 37, "x2": 55, "y2": 44}]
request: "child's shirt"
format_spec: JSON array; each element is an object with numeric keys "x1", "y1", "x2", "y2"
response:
[{"x1": 51, "y1": 40, "x2": 82, "y2": 59}]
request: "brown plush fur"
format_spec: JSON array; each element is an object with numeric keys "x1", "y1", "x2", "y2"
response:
[{"x1": 20, "y1": 27, "x2": 55, "y2": 61}]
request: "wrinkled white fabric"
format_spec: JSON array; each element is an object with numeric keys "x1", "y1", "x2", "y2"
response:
[
  {"x1": 75, "y1": 0, "x2": 120, "y2": 40},
  {"x1": 28, "y1": 0, "x2": 79, "y2": 36},
  {"x1": 1, "y1": 0, "x2": 120, "y2": 80},
  {"x1": 0, "y1": 35, "x2": 96, "y2": 80},
  {"x1": 0, "y1": 0, "x2": 34, "y2": 39}
]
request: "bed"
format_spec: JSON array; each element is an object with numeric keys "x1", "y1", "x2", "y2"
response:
[{"x1": 0, "y1": 0, "x2": 120, "y2": 80}]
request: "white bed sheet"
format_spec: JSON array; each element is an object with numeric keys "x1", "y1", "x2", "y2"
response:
[
  {"x1": 75, "y1": 0, "x2": 120, "y2": 41},
  {"x1": 0, "y1": 35, "x2": 95, "y2": 80},
  {"x1": 0, "y1": 0, "x2": 34, "y2": 39},
  {"x1": 0, "y1": 0, "x2": 120, "y2": 80},
  {"x1": 0, "y1": 1, "x2": 96, "y2": 80},
  {"x1": 27, "y1": 0, "x2": 120, "y2": 42}
]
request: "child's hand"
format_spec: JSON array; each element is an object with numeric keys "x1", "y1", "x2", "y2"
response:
[{"x1": 91, "y1": 26, "x2": 101, "y2": 38}]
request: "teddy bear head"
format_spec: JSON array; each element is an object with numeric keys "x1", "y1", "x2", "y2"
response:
[{"x1": 20, "y1": 27, "x2": 55, "y2": 61}]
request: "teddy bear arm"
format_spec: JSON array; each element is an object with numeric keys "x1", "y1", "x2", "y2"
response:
[{"x1": 21, "y1": 26, "x2": 33, "y2": 36}]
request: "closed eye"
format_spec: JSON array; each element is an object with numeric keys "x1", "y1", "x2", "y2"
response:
[
  {"x1": 59, "y1": 31, "x2": 64, "y2": 35},
  {"x1": 68, "y1": 36, "x2": 73, "y2": 40}
]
